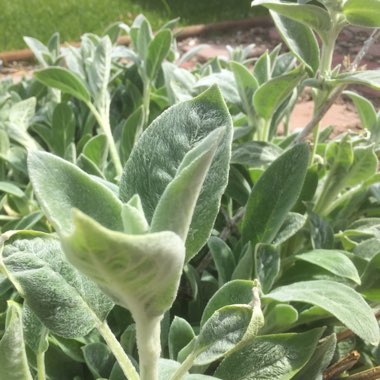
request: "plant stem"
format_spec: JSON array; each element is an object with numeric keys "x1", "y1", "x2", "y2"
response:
[
  {"x1": 319, "y1": 35, "x2": 336, "y2": 78},
  {"x1": 293, "y1": 86, "x2": 344, "y2": 144},
  {"x1": 305, "y1": 28, "x2": 337, "y2": 157},
  {"x1": 87, "y1": 103, "x2": 123, "y2": 178},
  {"x1": 97, "y1": 321, "x2": 140, "y2": 380},
  {"x1": 169, "y1": 353, "x2": 197, "y2": 380},
  {"x1": 262, "y1": 118, "x2": 271, "y2": 142},
  {"x1": 142, "y1": 79, "x2": 151, "y2": 129},
  {"x1": 294, "y1": 28, "x2": 380, "y2": 144},
  {"x1": 135, "y1": 315, "x2": 162, "y2": 380},
  {"x1": 36, "y1": 351, "x2": 46, "y2": 380},
  {"x1": 309, "y1": 122, "x2": 320, "y2": 165}
]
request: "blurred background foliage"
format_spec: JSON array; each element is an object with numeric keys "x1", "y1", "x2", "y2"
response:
[{"x1": 0, "y1": 0, "x2": 256, "y2": 51}]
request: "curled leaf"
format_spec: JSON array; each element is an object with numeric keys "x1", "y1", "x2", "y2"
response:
[{"x1": 61, "y1": 210, "x2": 185, "y2": 318}]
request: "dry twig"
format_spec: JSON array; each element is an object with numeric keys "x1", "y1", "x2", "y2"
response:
[
  {"x1": 345, "y1": 366, "x2": 380, "y2": 380},
  {"x1": 323, "y1": 351, "x2": 361, "y2": 380}
]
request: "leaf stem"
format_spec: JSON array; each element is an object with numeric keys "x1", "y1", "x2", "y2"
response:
[
  {"x1": 293, "y1": 86, "x2": 344, "y2": 144},
  {"x1": 319, "y1": 35, "x2": 336, "y2": 78},
  {"x1": 309, "y1": 122, "x2": 320, "y2": 165},
  {"x1": 262, "y1": 118, "x2": 271, "y2": 142},
  {"x1": 169, "y1": 353, "x2": 196, "y2": 380},
  {"x1": 87, "y1": 103, "x2": 123, "y2": 178},
  {"x1": 142, "y1": 79, "x2": 151, "y2": 129},
  {"x1": 135, "y1": 315, "x2": 162, "y2": 380},
  {"x1": 36, "y1": 351, "x2": 46, "y2": 380},
  {"x1": 97, "y1": 321, "x2": 140, "y2": 380}
]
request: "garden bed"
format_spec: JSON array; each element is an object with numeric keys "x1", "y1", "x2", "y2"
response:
[
  {"x1": 1, "y1": 18, "x2": 378, "y2": 135},
  {"x1": 1, "y1": 4, "x2": 380, "y2": 378}
]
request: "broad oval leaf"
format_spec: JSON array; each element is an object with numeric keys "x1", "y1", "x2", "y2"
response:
[
  {"x1": 344, "y1": 91, "x2": 377, "y2": 131},
  {"x1": 215, "y1": 328, "x2": 323, "y2": 380},
  {"x1": 0, "y1": 302, "x2": 33, "y2": 380},
  {"x1": 81, "y1": 134, "x2": 109, "y2": 171},
  {"x1": 7, "y1": 97, "x2": 38, "y2": 150},
  {"x1": 51, "y1": 102, "x2": 76, "y2": 156},
  {"x1": 120, "y1": 85, "x2": 232, "y2": 259},
  {"x1": 271, "y1": 12, "x2": 319, "y2": 74},
  {"x1": 121, "y1": 194, "x2": 149, "y2": 234},
  {"x1": 1, "y1": 234, "x2": 114, "y2": 338},
  {"x1": 158, "y1": 359, "x2": 219, "y2": 380},
  {"x1": 151, "y1": 128, "x2": 223, "y2": 249},
  {"x1": 0, "y1": 181, "x2": 25, "y2": 198},
  {"x1": 343, "y1": 0, "x2": 380, "y2": 27},
  {"x1": 23, "y1": 303, "x2": 49, "y2": 354},
  {"x1": 253, "y1": 66, "x2": 304, "y2": 121},
  {"x1": 273, "y1": 212, "x2": 306, "y2": 245},
  {"x1": 255, "y1": 244, "x2": 280, "y2": 293},
  {"x1": 28, "y1": 151, "x2": 123, "y2": 234},
  {"x1": 254, "y1": 51, "x2": 271, "y2": 85},
  {"x1": 34, "y1": 67, "x2": 91, "y2": 103},
  {"x1": 194, "y1": 72, "x2": 241, "y2": 105},
  {"x1": 120, "y1": 106, "x2": 145, "y2": 164},
  {"x1": 208, "y1": 236, "x2": 236, "y2": 286},
  {"x1": 264, "y1": 280, "x2": 380, "y2": 344},
  {"x1": 61, "y1": 210, "x2": 185, "y2": 318},
  {"x1": 201, "y1": 280, "x2": 256, "y2": 326},
  {"x1": 169, "y1": 316, "x2": 195, "y2": 360},
  {"x1": 194, "y1": 305, "x2": 255, "y2": 365},
  {"x1": 293, "y1": 333, "x2": 337, "y2": 380},
  {"x1": 230, "y1": 61, "x2": 259, "y2": 116},
  {"x1": 296, "y1": 249, "x2": 361, "y2": 284},
  {"x1": 231, "y1": 141, "x2": 283, "y2": 168},
  {"x1": 241, "y1": 143, "x2": 309, "y2": 246},
  {"x1": 261, "y1": 303, "x2": 298, "y2": 333},
  {"x1": 344, "y1": 146, "x2": 378, "y2": 188},
  {"x1": 82, "y1": 342, "x2": 115, "y2": 379},
  {"x1": 86, "y1": 36, "x2": 112, "y2": 107},
  {"x1": 146, "y1": 29, "x2": 172, "y2": 80},
  {"x1": 252, "y1": 0, "x2": 332, "y2": 34},
  {"x1": 159, "y1": 358, "x2": 181, "y2": 380},
  {"x1": 24, "y1": 36, "x2": 50, "y2": 67},
  {"x1": 134, "y1": 15, "x2": 153, "y2": 59},
  {"x1": 332, "y1": 70, "x2": 380, "y2": 90}
]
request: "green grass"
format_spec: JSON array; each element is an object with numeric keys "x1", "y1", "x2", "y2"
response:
[{"x1": 0, "y1": 0, "x2": 256, "y2": 52}]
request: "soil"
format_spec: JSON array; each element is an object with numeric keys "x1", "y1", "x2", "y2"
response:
[
  {"x1": 177, "y1": 23, "x2": 380, "y2": 135},
  {"x1": 1, "y1": 21, "x2": 379, "y2": 135}
]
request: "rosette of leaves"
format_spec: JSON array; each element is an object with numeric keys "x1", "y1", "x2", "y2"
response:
[{"x1": 22, "y1": 85, "x2": 232, "y2": 380}]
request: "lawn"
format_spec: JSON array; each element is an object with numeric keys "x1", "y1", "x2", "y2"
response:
[{"x1": 0, "y1": 0, "x2": 254, "y2": 51}]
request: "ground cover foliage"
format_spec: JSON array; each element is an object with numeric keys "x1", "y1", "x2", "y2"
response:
[{"x1": 1, "y1": 0, "x2": 380, "y2": 379}]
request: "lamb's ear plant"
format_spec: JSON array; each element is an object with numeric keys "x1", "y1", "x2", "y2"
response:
[
  {"x1": 2, "y1": 8, "x2": 380, "y2": 379},
  {"x1": 0, "y1": 85, "x2": 237, "y2": 380},
  {"x1": 34, "y1": 34, "x2": 124, "y2": 177}
]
